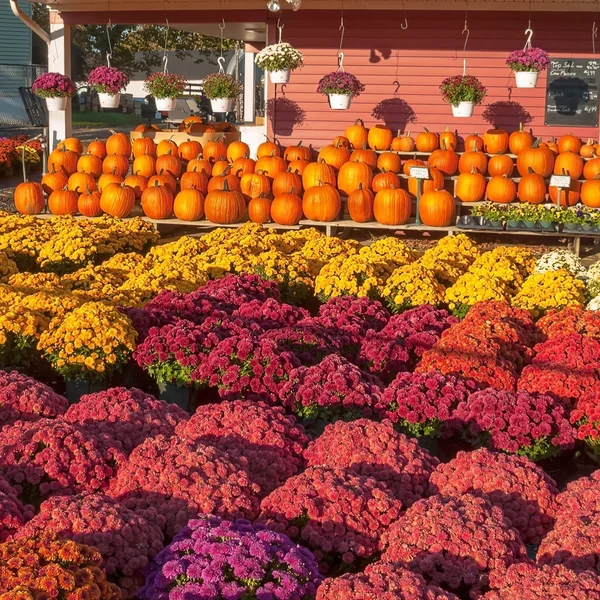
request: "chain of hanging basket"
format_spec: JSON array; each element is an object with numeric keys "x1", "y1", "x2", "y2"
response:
[
  {"x1": 106, "y1": 21, "x2": 113, "y2": 67},
  {"x1": 218, "y1": 19, "x2": 226, "y2": 73},
  {"x1": 162, "y1": 20, "x2": 170, "y2": 73}
]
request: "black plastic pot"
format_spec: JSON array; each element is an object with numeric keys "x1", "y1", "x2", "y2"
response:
[
  {"x1": 64, "y1": 379, "x2": 109, "y2": 405},
  {"x1": 158, "y1": 381, "x2": 194, "y2": 412}
]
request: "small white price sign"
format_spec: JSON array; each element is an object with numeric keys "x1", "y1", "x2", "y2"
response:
[
  {"x1": 409, "y1": 166, "x2": 430, "y2": 179},
  {"x1": 550, "y1": 175, "x2": 571, "y2": 188}
]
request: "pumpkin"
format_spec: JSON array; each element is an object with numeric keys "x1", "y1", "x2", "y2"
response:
[
  {"x1": 174, "y1": 188, "x2": 205, "y2": 221},
  {"x1": 486, "y1": 175, "x2": 517, "y2": 203},
  {"x1": 48, "y1": 188, "x2": 79, "y2": 215},
  {"x1": 78, "y1": 188, "x2": 103, "y2": 217},
  {"x1": 544, "y1": 138, "x2": 560, "y2": 155},
  {"x1": 288, "y1": 159, "x2": 310, "y2": 175},
  {"x1": 231, "y1": 157, "x2": 256, "y2": 177},
  {"x1": 106, "y1": 132, "x2": 131, "y2": 157},
  {"x1": 581, "y1": 175, "x2": 600, "y2": 208},
  {"x1": 87, "y1": 139, "x2": 107, "y2": 160},
  {"x1": 97, "y1": 171, "x2": 124, "y2": 193},
  {"x1": 187, "y1": 157, "x2": 212, "y2": 176},
  {"x1": 155, "y1": 152, "x2": 182, "y2": 178},
  {"x1": 41, "y1": 168, "x2": 68, "y2": 196},
  {"x1": 508, "y1": 123, "x2": 534, "y2": 155},
  {"x1": 415, "y1": 129, "x2": 438, "y2": 152},
  {"x1": 179, "y1": 140, "x2": 203, "y2": 162},
  {"x1": 241, "y1": 172, "x2": 271, "y2": 202},
  {"x1": 58, "y1": 137, "x2": 83, "y2": 155},
  {"x1": 271, "y1": 192, "x2": 303, "y2": 225},
  {"x1": 227, "y1": 141, "x2": 251, "y2": 163},
  {"x1": 204, "y1": 181, "x2": 246, "y2": 224},
  {"x1": 135, "y1": 122, "x2": 162, "y2": 132},
  {"x1": 124, "y1": 174, "x2": 148, "y2": 199},
  {"x1": 347, "y1": 184, "x2": 374, "y2": 222},
  {"x1": 212, "y1": 160, "x2": 232, "y2": 177},
  {"x1": 14, "y1": 182, "x2": 45, "y2": 215},
  {"x1": 408, "y1": 166, "x2": 444, "y2": 197},
  {"x1": 455, "y1": 168, "x2": 486, "y2": 203},
  {"x1": 302, "y1": 162, "x2": 337, "y2": 190},
  {"x1": 76, "y1": 153, "x2": 102, "y2": 177},
  {"x1": 350, "y1": 146, "x2": 378, "y2": 170},
  {"x1": 48, "y1": 147, "x2": 78, "y2": 176},
  {"x1": 428, "y1": 141, "x2": 459, "y2": 175},
  {"x1": 332, "y1": 136, "x2": 350, "y2": 148},
  {"x1": 338, "y1": 160, "x2": 374, "y2": 196},
  {"x1": 203, "y1": 139, "x2": 228, "y2": 163},
  {"x1": 391, "y1": 131, "x2": 416, "y2": 152},
  {"x1": 483, "y1": 129, "x2": 509, "y2": 155},
  {"x1": 377, "y1": 152, "x2": 402, "y2": 174},
  {"x1": 464, "y1": 133, "x2": 484, "y2": 152},
  {"x1": 345, "y1": 119, "x2": 369, "y2": 149},
  {"x1": 207, "y1": 170, "x2": 241, "y2": 193},
  {"x1": 368, "y1": 124, "x2": 393, "y2": 151},
  {"x1": 132, "y1": 155, "x2": 156, "y2": 179},
  {"x1": 141, "y1": 181, "x2": 174, "y2": 219},
  {"x1": 100, "y1": 183, "x2": 136, "y2": 218},
  {"x1": 549, "y1": 177, "x2": 581, "y2": 206},
  {"x1": 148, "y1": 170, "x2": 177, "y2": 194},
  {"x1": 585, "y1": 157, "x2": 600, "y2": 180},
  {"x1": 248, "y1": 194, "x2": 272, "y2": 224},
  {"x1": 272, "y1": 170, "x2": 303, "y2": 197},
  {"x1": 284, "y1": 141, "x2": 313, "y2": 162},
  {"x1": 181, "y1": 115, "x2": 203, "y2": 128},
  {"x1": 419, "y1": 189, "x2": 456, "y2": 227},
  {"x1": 302, "y1": 183, "x2": 341, "y2": 222},
  {"x1": 156, "y1": 139, "x2": 179, "y2": 158},
  {"x1": 68, "y1": 172, "x2": 96, "y2": 194},
  {"x1": 102, "y1": 155, "x2": 129, "y2": 177},
  {"x1": 488, "y1": 154, "x2": 514, "y2": 177},
  {"x1": 518, "y1": 168, "x2": 546, "y2": 204},
  {"x1": 580, "y1": 138, "x2": 596, "y2": 158},
  {"x1": 255, "y1": 154, "x2": 287, "y2": 179},
  {"x1": 318, "y1": 143, "x2": 351, "y2": 171},
  {"x1": 373, "y1": 187, "x2": 411, "y2": 225},
  {"x1": 458, "y1": 149, "x2": 488, "y2": 174},
  {"x1": 403, "y1": 157, "x2": 425, "y2": 176},
  {"x1": 372, "y1": 170, "x2": 400, "y2": 192},
  {"x1": 516, "y1": 139, "x2": 555, "y2": 177},
  {"x1": 439, "y1": 127, "x2": 458, "y2": 151},
  {"x1": 180, "y1": 170, "x2": 209, "y2": 193},
  {"x1": 557, "y1": 133, "x2": 582, "y2": 154},
  {"x1": 554, "y1": 151, "x2": 584, "y2": 179},
  {"x1": 132, "y1": 137, "x2": 156, "y2": 159},
  {"x1": 257, "y1": 141, "x2": 281, "y2": 158}
]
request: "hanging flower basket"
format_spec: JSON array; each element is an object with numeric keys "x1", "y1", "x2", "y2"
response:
[
  {"x1": 440, "y1": 75, "x2": 487, "y2": 118},
  {"x1": 144, "y1": 72, "x2": 188, "y2": 113},
  {"x1": 31, "y1": 72, "x2": 76, "y2": 112},
  {"x1": 203, "y1": 72, "x2": 243, "y2": 113},
  {"x1": 88, "y1": 66, "x2": 129, "y2": 108},
  {"x1": 317, "y1": 71, "x2": 365, "y2": 111},
  {"x1": 255, "y1": 42, "x2": 304, "y2": 84},
  {"x1": 506, "y1": 48, "x2": 550, "y2": 89},
  {"x1": 452, "y1": 101, "x2": 475, "y2": 118}
]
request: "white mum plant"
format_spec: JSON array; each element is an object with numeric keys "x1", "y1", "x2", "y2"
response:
[
  {"x1": 255, "y1": 43, "x2": 304, "y2": 72},
  {"x1": 534, "y1": 249, "x2": 586, "y2": 278}
]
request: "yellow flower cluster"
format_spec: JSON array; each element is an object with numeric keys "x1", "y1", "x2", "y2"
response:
[
  {"x1": 359, "y1": 238, "x2": 419, "y2": 268},
  {"x1": 38, "y1": 302, "x2": 137, "y2": 379},
  {"x1": 0, "y1": 251, "x2": 18, "y2": 282},
  {"x1": 381, "y1": 263, "x2": 446, "y2": 312},
  {"x1": 0, "y1": 305, "x2": 49, "y2": 367},
  {"x1": 20, "y1": 290, "x2": 85, "y2": 319},
  {"x1": 300, "y1": 236, "x2": 360, "y2": 275},
  {"x1": 15, "y1": 145, "x2": 41, "y2": 165},
  {"x1": 418, "y1": 234, "x2": 481, "y2": 284},
  {"x1": 315, "y1": 254, "x2": 382, "y2": 301},
  {"x1": 9, "y1": 272, "x2": 62, "y2": 291},
  {"x1": 446, "y1": 272, "x2": 512, "y2": 318},
  {"x1": 512, "y1": 269, "x2": 586, "y2": 317}
]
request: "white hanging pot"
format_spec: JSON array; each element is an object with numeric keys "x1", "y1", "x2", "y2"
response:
[
  {"x1": 98, "y1": 93, "x2": 120, "y2": 108},
  {"x1": 451, "y1": 101, "x2": 474, "y2": 117},
  {"x1": 210, "y1": 97, "x2": 235, "y2": 113},
  {"x1": 328, "y1": 94, "x2": 352, "y2": 110},
  {"x1": 514, "y1": 71, "x2": 539, "y2": 88},
  {"x1": 46, "y1": 97, "x2": 67, "y2": 111},
  {"x1": 269, "y1": 69, "x2": 291, "y2": 84},
  {"x1": 155, "y1": 97, "x2": 177, "y2": 111}
]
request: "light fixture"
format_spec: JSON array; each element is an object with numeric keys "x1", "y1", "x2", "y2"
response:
[
  {"x1": 267, "y1": 0, "x2": 281, "y2": 11},
  {"x1": 288, "y1": 0, "x2": 301, "y2": 10}
]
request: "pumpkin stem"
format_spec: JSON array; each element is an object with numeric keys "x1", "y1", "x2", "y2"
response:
[
  {"x1": 358, "y1": 183, "x2": 363, "y2": 190},
  {"x1": 532, "y1": 138, "x2": 541, "y2": 149},
  {"x1": 519, "y1": 122, "x2": 524, "y2": 132},
  {"x1": 153, "y1": 180, "x2": 161, "y2": 188},
  {"x1": 424, "y1": 128, "x2": 430, "y2": 133},
  {"x1": 223, "y1": 180, "x2": 230, "y2": 192},
  {"x1": 289, "y1": 187, "x2": 296, "y2": 195},
  {"x1": 297, "y1": 141, "x2": 303, "y2": 147}
]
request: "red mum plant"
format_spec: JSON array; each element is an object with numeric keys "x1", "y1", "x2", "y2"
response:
[
  {"x1": 196, "y1": 273, "x2": 281, "y2": 306},
  {"x1": 483, "y1": 562, "x2": 600, "y2": 600},
  {"x1": 232, "y1": 298, "x2": 310, "y2": 331},
  {"x1": 296, "y1": 317, "x2": 363, "y2": 362},
  {"x1": 108, "y1": 435, "x2": 260, "y2": 537},
  {"x1": 317, "y1": 296, "x2": 390, "y2": 336},
  {"x1": 381, "y1": 494, "x2": 527, "y2": 598},
  {"x1": 429, "y1": 448, "x2": 558, "y2": 544},
  {"x1": 569, "y1": 391, "x2": 600, "y2": 455},
  {"x1": 63, "y1": 387, "x2": 187, "y2": 454},
  {"x1": 0, "y1": 476, "x2": 33, "y2": 542},
  {"x1": 555, "y1": 470, "x2": 600, "y2": 519},
  {"x1": 451, "y1": 389, "x2": 575, "y2": 461},
  {"x1": 278, "y1": 354, "x2": 384, "y2": 421},
  {"x1": 0, "y1": 533, "x2": 121, "y2": 600},
  {"x1": 143, "y1": 289, "x2": 230, "y2": 323},
  {"x1": 15, "y1": 493, "x2": 164, "y2": 598},
  {"x1": 258, "y1": 466, "x2": 403, "y2": 567},
  {"x1": 0, "y1": 418, "x2": 125, "y2": 504},
  {"x1": 260, "y1": 325, "x2": 337, "y2": 366},
  {"x1": 530, "y1": 333, "x2": 600, "y2": 378},
  {"x1": 304, "y1": 419, "x2": 438, "y2": 507},
  {"x1": 357, "y1": 332, "x2": 410, "y2": 382},
  {"x1": 316, "y1": 561, "x2": 459, "y2": 600},
  {"x1": 376, "y1": 370, "x2": 478, "y2": 438},
  {"x1": 537, "y1": 306, "x2": 600, "y2": 340},
  {"x1": 175, "y1": 399, "x2": 308, "y2": 497},
  {"x1": 466, "y1": 301, "x2": 539, "y2": 344}
]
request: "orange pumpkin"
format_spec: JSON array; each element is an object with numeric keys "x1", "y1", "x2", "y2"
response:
[
  {"x1": 248, "y1": 194, "x2": 272, "y2": 224},
  {"x1": 68, "y1": 172, "x2": 96, "y2": 194},
  {"x1": 132, "y1": 137, "x2": 156, "y2": 159},
  {"x1": 483, "y1": 129, "x2": 510, "y2": 155},
  {"x1": 415, "y1": 129, "x2": 438, "y2": 152},
  {"x1": 302, "y1": 162, "x2": 337, "y2": 190},
  {"x1": 231, "y1": 157, "x2": 256, "y2": 177},
  {"x1": 87, "y1": 139, "x2": 107, "y2": 160},
  {"x1": 132, "y1": 155, "x2": 156, "y2": 179},
  {"x1": 554, "y1": 151, "x2": 584, "y2": 179},
  {"x1": 332, "y1": 135, "x2": 351, "y2": 148},
  {"x1": 338, "y1": 160, "x2": 374, "y2": 196},
  {"x1": 100, "y1": 183, "x2": 136, "y2": 218},
  {"x1": 516, "y1": 140, "x2": 555, "y2": 177},
  {"x1": 488, "y1": 155, "x2": 514, "y2": 177},
  {"x1": 455, "y1": 168, "x2": 486, "y2": 203},
  {"x1": 212, "y1": 160, "x2": 232, "y2": 177},
  {"x1": 78, "y1": 188, "x2": 103, "y2": 217},
  {"x1": 41, "y1": 168, "x2": 68, "y2": 196},
  {"x1": 376, "y1": 152, "x2": 402, "y2": 174},
  {"x1": 403, "y1": 157, "x2": 425, "y2": 176},
  {"x1": 106, "y1": 132, "x2": 131, "y2": 157},
  {"x1": 272, "y1": 171, "x2": 303, "y2": 197},
  {"x1": 124, "y1": 174, "x2": 148, "y2": 199},
  {"x1": 14, "y1": 182, "x2": 45, "y2": 215},
  {"x1": 156, "y1": 139, "x2": 179, "y2": 158},
  {"x1": 180, "y1": 170, "x2": 209, "y2": 193},
  {"x1": 174, "y1": 188, "x2": 205, "y2": 221},
  {"x1": 458, "y1": 149, "x2": 488, "y2": 175},
  {"x1": 179, "y1": 140, "x2": 203, "y2": 162},
  {"x1": 557, "y1": 133, "x2": 582, "y2": 154},
  {"x1": 518, "y1": 168, "x2": 546, "y2": 204},
  {"x1": 372, "y1": 170, "x2": 400, "y2": 193},
  {"x1": 97, "y1": 171, "x2": 124, "y2": 193},
  {"x1": 318, "y1": 143, "x2": 351, "y2": 171},
  {"x1": 288, "y1": 159, "x2": 310, "y2": 175},
  {"x1": 373, "y1": 187, "x2": 411, "y2": 225},
  {"x1": 208, "y1": 170, "x2": 241, "y2": 193},
  {"x1": 255, "y1": 154, "x2": 287, "y2": 179},
  {"x1": 419, "y1": 189, "x2": 456, "y2": 227},
  {"x1": 486, "y1": 175, "x2": 517, "y2": 203},
  {"x1": 283, "y1": 141, "x2": 313, "y2": 162},
  {"x1": 302, "y1": 183, "x2": 341, "y2": 222},
  {"x1": 48, "y1": 188, "x2": 79, "y2": 215},
  {"x1": 203, "y1": 139, "x2": 228, "y2": 163},
  {"x1": 345, "y1": 119, "x2": 369, "y2": 149},
  {"x1": 148, "y1": 170, "x2": 177, "y2": 194},
  {"x1": 580, "y1": 138, "x2": 597, "y2": 158},
  {"x1": 439, "y1": 127, "x2": 458, "y2": 151},
  {"x1": 58, "y1": 137, "x2": 83, "y2": 155},
  {"x1": 391, "y1": 131, "x2": 415, "y2": 152},
  {"x1": 76, "y1": 153, "x2": 102, "y2": 178},
  {"x1": 350, "y1": 146, "x2": 378, "y2": 170},
  {"x1": 428, "y1": 141, "x2": 459, "y2": 175},
  {"x1": 227, "y1": 141, "x2": 251, "y2": 163},
  {"x1": 48, "y1": 147, "x2": 78, "y2": 176},
  {"x1": 347, "y1": 184, "x2": 374, "y2": 222},
  {"x1": 155, "y1": 152, "x2": 183, "y2": 178},
  {"x1": 544, "y1": 138, "x2": 560, "y2": 155},
  {"x1": 102, "y1": 155, "x2": 129, "y2": 177},
  {"x1": 464, "y1": 133, "x2": 484, "y2": 152},
  {"x1": 549, "y1": 178, "x2": 581, "y2": 206},
  {"x1": 256, "y1": 141, "x2": 281, "y2": 158},
  {"x1": 141, "y1": 182, "x2": 174, "y2": 219},
  {"x1": 508, "y1": 123, "x2": 534, "y2": 155},
  {"x1": 271, "y1": 192, "x2": 303, "y2": 225},
  {"x1": 368, "y1": 124, "x2": 393, "y2": 151},
  {"x1": 241, "y1": 172, "x2": 271, "y2": 202},
  {"x1": 584, "y1": 157, "x2": 600, "y2": 181},
  {"x1": 204, "y1": 181, "x2": 246, "y2": 224},
  {"x1": 581, "y1": 175, "x2": 600, "y2": 208},
  {"x1": 187, "y1": 158, "x2": 212, "y2": 176},
  {"x1": 408, "y1": 167, "x2": 444, "y2": 197}
]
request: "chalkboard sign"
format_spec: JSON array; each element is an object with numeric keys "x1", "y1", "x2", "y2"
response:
[{"x1": 545, "y1": 57, "x2": 599, "y2": 127}]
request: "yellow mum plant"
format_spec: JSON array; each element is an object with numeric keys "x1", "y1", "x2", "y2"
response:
[
  {"x1": 0, "y1": 251, "x2": 18, "y2": 282},
  {"x1": 445, "y1": 272, "x2": 513, "y2": 318},
  {"x1": 359, "y1": 237, "x2": 419, "y2": 268},
  {"x1": 418, "y1": 234, "x2": 481, "y2": 284},
  {"x1": 0, "y1": 224, "x2": 53, "y2": 270},
  {"x1": 315, "y1": 254, "x2": 382, "y2": 301},
  {"x1": 19, "y1": 290, "x2": 85, "y2": 320},
  {"x1": 8, "y1": 272, "x2": 62, "y2": 292},
  {"x1": 0, "y1": 305, "x2": 49, "y2": 367},
  {"x1": 380, "y1": 263, "x2": 446, "y2": 312},
  {"x1": 301, "y1": 236, "x2": 361, "y2": 275}
]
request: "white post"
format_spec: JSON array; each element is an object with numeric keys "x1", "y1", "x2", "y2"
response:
[
  {"x1": 48, "y1": 10, "x2": 72, "y2": 149},
  {"x1": 243, "y1": 48, "x2": 256, "y2": 123}
]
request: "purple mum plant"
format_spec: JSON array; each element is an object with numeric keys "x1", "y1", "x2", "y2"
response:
[
  {"x1": 506, "y1": 47, "x2": 550, "y2": 72},
  {"x1": 32, "y1": 73, "x2": 76, "y2": 98},
  {"x1": 317, "y1": 71, "x2": 365, "y2": 97},
  {"x1": 88, "y1": 66, "x2": 129, "y2": 95}
]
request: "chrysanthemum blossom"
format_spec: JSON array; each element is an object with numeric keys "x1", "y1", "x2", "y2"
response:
[
  {"x1": 0, "y1": 475, "x2": 33, "y2": 541},
  {"x1": 555, "y1": 469, "x2": 600, "y2": 518}
]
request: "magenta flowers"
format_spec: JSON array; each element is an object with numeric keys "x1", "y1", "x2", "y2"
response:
[
  {"x1": 32, "y1": 72, "x2": 76, "y2": 98},
  {"x1": 506, "y1": 47, "x2": 550, "y2": 72},
  {"x1": 88, "y1": 66, "x2": 129, "y2": 94},
  {"x1": 317, "y1": 71, "x2": 365, "y2": 97}
]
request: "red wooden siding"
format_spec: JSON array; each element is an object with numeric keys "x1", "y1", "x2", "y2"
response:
[{"x1": 266, "y1": 10, "x2": 600, "y2": 148}]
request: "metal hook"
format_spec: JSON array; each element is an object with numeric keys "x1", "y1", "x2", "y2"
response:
[
  {"x1": 277, "y1": 20, "x2": 284, "y2": 43},
  {"x1": 593, "y1": 21, "x2": 598, "y2": 54},
  {"x1": 393, "y1": 80, "x2": 401, "y2": 94},
  {"x1": 162, "y1": 55, "x2": 169, "y2": 74},
  {"x1": 219, "y1": 18, "x2": 225, "y2": 32},
  {"x1": 462, "y1": 21, "x2": 470, "y2": 53},
  {"x1": 463, "y1": 58, "x2": 467, "y2": 76},
  {"x1": 338, "y1": 52, "x2": 344, "y2": 72},
  {"x1": 524, "y1": 27, "x2": 533, "y2": 49},
  {"x1": 217, "y1": 55, "x2": 226, "y2": 73},
  {"x1": 400, "y1": 18, "x2": 408, "y2": 30},
  {"x1": 106, "y1": 22, "x2": 113, "y2": 68}
]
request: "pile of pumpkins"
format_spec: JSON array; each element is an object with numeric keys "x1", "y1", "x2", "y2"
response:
[{"x1": 13, "y1": 121, "x2": 600, "y2": 227}]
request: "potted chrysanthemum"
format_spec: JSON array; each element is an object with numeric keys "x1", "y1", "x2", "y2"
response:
[
  {"x1": 506, "y1": 47, "x2": 550, "y2": 88},
  {"x1": 144, "y1": 72, "x2": 188, "y2": 112},
  {"x1": 88, "y1": 66, "x2": 129, "y2": 108},
  {"x1": 32, "y1": 72, "x2": 76, "y2": 112},
  {"x1": 439, "y1": 75, "x2": 487, "y2": 118},
  {"x1": 203, "y1": 72, "x2": 243, "y2": 113},
  {"x1": 255, "y1": 42, "x2": 304, "y2": 84},
  {"x1": 317, "y1": 71, "x2": 365, "y2": 110}
]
